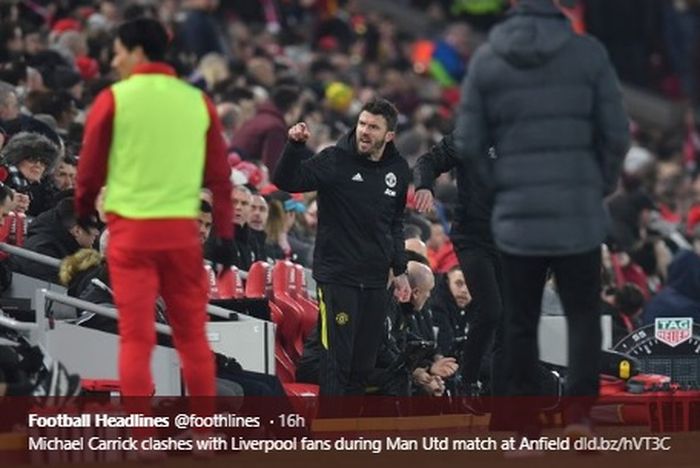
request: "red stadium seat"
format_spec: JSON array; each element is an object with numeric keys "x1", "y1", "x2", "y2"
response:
[
  {"x1": 293, "y1": 264, "x2": 310, "y2": 299},
  {"x1": 283, "y1": 383, "x2": 320, "y2": 421},
  {"x1": 216, "y1": 266, "x2": 244, "y2": 299},
  {"x1": 245, "y1": 261, "x2": 271, "y2": 298},
  {"x1": 203, "y1": 264, "x2": 220, "y2": 299},
  {"x1": 275, "y1": 342, "x2": 297, "y2": 384},
  {"x1": 292, "y1": 264, "x2": 318, "y2": 339},
  {"x1": 216, "y1": 267, "x2": 234, "y2": 299},
  {"x1": 271, "y1": 261, "x2": 305, "y2": 362}
]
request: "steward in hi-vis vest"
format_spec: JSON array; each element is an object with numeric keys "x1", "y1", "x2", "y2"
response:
[{"x1": 75, "y1": 18, "x2": 232, "y2": 406}]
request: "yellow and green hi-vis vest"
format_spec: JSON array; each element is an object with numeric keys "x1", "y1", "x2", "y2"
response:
[{"x1": 104, "y1": 73, "x2": 209, "y2": 219}]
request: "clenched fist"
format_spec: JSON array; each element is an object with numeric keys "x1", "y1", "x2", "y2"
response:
[{"x1": 288, "y1": 122, "x2": 311, "y2": 143}]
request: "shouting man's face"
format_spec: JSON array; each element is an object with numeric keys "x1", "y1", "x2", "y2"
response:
[{"x1": 355, "y1": 111, "x2": 394, "y2": 160}]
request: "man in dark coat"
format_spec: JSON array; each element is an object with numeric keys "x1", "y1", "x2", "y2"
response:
[
  {"x1": 274, "y1": 98, "x2": 411, "y2": 399},
  {"x1": 415, "y1": 133, "x2": 505, "y2": 401},
  {"x1": 430, "y1": 266, "x2": 473, "y2": 360},
  {"x1": 643, "y1": 250, "x2": 700, "y2": 325},
  {"x1": 453, "y1": 0, "x2": 630, "y2": 436},
  {"x1": 12, "y1": 197, "x2": 99, "y2": 282}
]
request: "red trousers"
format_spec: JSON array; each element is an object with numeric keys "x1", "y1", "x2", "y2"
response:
[{"x1": 106, "y1": 221, "x2": 215, "y2": 398}]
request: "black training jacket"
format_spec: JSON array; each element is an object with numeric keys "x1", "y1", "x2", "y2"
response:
[
  {"x1": 414, "y1": 132, "x2": 495, "y2": 253},
  {"x1": 273, "y1": 130, "x2": 409, "y2": 288}
]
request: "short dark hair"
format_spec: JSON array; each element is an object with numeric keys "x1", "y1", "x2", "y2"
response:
[
  {"x1": 116, "y1": 18, "x2": 169, "y2": 62},
  {"x1": 55, "y1": 197, "x2": 78, "y2": 230},
  {"x1": 271, "y1": 85, "x2": 300, "y2": 114},
  {"x1": 60, "y1": 154, "x2": 78, "y2": 167},
  {"x1": 360, "y1": 98, "x2": 398, "y2": 131}
]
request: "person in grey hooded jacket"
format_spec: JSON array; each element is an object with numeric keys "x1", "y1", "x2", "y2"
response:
[{"x1": 453, "y1": 0, "x2": 630, "y2": 436}]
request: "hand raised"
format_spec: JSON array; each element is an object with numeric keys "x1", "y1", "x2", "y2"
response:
[{"x1": 288, "y1": 122, "x2": 311, "y2": 143}]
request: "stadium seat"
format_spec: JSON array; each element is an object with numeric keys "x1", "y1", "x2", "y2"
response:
[
  {"x1": 283, "y1": 383, "x2": 320, "y2": 421},
  {"x1": 216, "y1": 266, "x2": 244, "y2": 299},
  {"x1": 203, "y1": 264, "x2": 220, "y2": 299},
  {"x1": 292, "y1": 264, "x2": 318, "y2": 339},
  {"x1": 245, "y1": 261, "x2": 271, "y2": 299},
  {"x1": 271, "y1": 261, "x2": 305, "y2": 362},
  {"x1": 293, "y1": 264, "x2": 311, "y2": 299}
]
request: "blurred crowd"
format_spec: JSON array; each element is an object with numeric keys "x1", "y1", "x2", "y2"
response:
[{"x1": 0, "y1": 0, "x2": 698, "y2": 397}]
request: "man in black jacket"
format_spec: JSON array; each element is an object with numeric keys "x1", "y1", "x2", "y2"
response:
[
  {"x1": 274, "y1": 98, "x2": 411, "y2": 398},
  {"x1": 204, "y1": 185, "x2": 261, "y2": 270},
  {"x1": 13, "y1": 197, "x2": 100, "y2": 282},
  {"x1": 414, "y1": 133, "x2": 506, "y2": 402},
  {"x1": 454, "y1": 0, "x2": 630, "y2": 436}
]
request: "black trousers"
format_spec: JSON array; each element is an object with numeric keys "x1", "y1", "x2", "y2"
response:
[
  {"x1": 501, "y1": 248, "x2": 602, "y2": 424},
  {"x1": 456, "y1": 248, "x2": 505, "y2": 391},
  {"x1": 316, "y1": 283, "x2": 388, "y2": 396}
]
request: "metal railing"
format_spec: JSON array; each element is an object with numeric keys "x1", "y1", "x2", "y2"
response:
[
  {"x1": 0, "y1": 312, "x2": 38, "y2": 333},
  {"x1": 0, "y1": 243, "x2": 61, "y2": 268},
  {"x1": 1, "y1": 242, "x2": 315, "y2": 300},
  {"x1": 38, "y1": 289, "x2": 238, "y2": 326}
]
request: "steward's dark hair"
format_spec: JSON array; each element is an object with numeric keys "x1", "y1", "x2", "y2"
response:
[{"x1": 116, "y1": 18, "x2": 169, "y2": 62}]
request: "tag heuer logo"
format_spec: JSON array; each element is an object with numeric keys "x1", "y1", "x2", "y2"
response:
[{"x1": 655, "y1": 318, "x2": 693, "y2": 347}]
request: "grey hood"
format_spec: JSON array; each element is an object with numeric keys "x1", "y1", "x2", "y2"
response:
[{"x1": 489, "y1": 0, "x2": 573, "y2": 68}]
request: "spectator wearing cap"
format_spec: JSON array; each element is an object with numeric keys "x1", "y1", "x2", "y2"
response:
[
  {"x1": 12, "y1": 196, "x2": 100, "y2": 282},
  {"x1": 265, "y1": 190, "x2": 313, "y2": 266},
  {"x1": 230, "y1": 85, "x2": 302, "y2": 172},
  {"x1": 0, "y1": 131, "x2": 60, "y2": 213}
]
